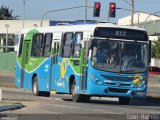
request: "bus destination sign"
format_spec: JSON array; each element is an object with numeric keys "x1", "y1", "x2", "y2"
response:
[{"x1": 94, "y1": 27, "x2": 148, "y2": 41}]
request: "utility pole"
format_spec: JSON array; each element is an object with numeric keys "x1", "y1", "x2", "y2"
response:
[
  {"x1": 23, "y1": 0, "x2": 26, "y2": 28},
  {"x1": 131, "y1": 0, "x2": 134, "y2": 26},
  {"x1": 122, "y1": 0, "x2": 134, "y2": 26},
  {"x1": 84, "y1": 0, "x2": 87, "y2": 23},
  {"x1": 5, "y1": 24, "x2": 9, "y2": 52},
  {"x1": 40, "y1": 6, "x2": 84, "y2": 27}
]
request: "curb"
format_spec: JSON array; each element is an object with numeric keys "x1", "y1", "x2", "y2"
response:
[{"x1": 0, "y1": 103, "x2": 25, "y2": 112}]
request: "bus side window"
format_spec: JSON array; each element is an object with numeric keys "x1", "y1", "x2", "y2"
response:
[
  {"x1": 61, "y1": 32, "x2": 73, "y2": 57},
  {"x1": 72, "y1": 32, "x2": 83, "y2": 57},
  {"x1": 26, "y1": 42, "x2": 29, "y2": 63},
  {"x1": 43, "y1": 33, "x2": 53, "y2": 57},
  {"x1": 31, "y1": 33, "x2": 43, "y2": 57},
  {"x1": 18, "y1": 34, "x2": 24, "y2": 57}
]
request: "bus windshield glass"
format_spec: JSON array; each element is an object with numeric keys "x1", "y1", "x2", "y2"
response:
[{"x1": 91, "y1": 39, "x2": 148, "y2": 73}]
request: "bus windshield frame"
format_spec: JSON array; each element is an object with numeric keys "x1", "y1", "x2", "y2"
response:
[{"x1": 91, "y1": 38, "x2": 148, "y2": 74}]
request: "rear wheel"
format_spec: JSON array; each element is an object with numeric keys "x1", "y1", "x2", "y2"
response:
[
  {"x1": 32, "y1": 76, "x2": 41, "y2": 96},
  {"x1": 119, "y1": 97, "x2": 130, "y2": 105}
]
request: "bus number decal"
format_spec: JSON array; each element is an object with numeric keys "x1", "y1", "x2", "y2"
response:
[{"x1": 116, "y1": 31, "x2": 126, "y2": 36}]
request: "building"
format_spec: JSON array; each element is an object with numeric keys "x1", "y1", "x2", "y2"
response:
[
  {"x1": 0, "y1": 20, "x2": 50, "y2": 52},
  {"x1": 118, "y1": 12, "x2": 160, "y2": 40}
]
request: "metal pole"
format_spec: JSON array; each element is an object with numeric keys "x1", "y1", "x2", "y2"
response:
[
  {"x1": 138, "y1": 13, "x2": 140, "y2": 27},
  {"x1": 5, "y1": 24, "x2": 9, "y2": 52},
  {"x1": 84, "y1": 0, "x2": 87, "y2": 23},
  {"x1": 108, "y1": 11, "x2": 110, "y2": 22},
  {"x1": 121, "y1": 0, "x2": 134, "y2": 26},
  {"x1": 23, "y1": 0, "x2": 26, "y2": 28},
  {"x1": 117, "y1": 8, "x2": 160, "y2": 17},
  {"x1": 122, "y1": 0, "x2": 132, "y2": 5},
  {"x1": 144, "y1": 11, "x2": 160, "y2": 28},
  {"x1": 131, "y1": 0, "x2": 134, "y2": 26},
  {"x1": 40, "y1": 6, "x2": 84, "y2": 27}
]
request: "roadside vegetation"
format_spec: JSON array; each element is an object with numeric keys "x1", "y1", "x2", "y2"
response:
[
  {"x1": 0, "y1": 5, "x2": 19, "y2": 20},
  {"x1": 151, "y1": 36, "x2": 160, "y2": 58}
]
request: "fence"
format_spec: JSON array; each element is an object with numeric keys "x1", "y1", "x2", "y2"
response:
[
  {"x1": 0, "y1": 52, "x2": 16, "y2": 86},
  {"x1": 0, "y1": 52, "x2": 16, "y2": 73}
]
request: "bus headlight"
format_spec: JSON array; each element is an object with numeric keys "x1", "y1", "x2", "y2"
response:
[
  {"x1": 96, "y1": 80, "x2": 103, "y2": 85},
  {"x1": 89, "y1": 74, "x2": 103, "y2": 85}
]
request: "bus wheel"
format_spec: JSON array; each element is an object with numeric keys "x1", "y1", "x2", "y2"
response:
[
  {"x1": 71, "y1": 81, "x2": 82, "y2": 102},
  {"x1": 81, "y1": 95, "x2": 90, "y2": 102},
  {"x1": 44, "y1": 92, "x2": 50, "y2": 97},
  {"x1": 119, "y1": 97, "x2": 130, "y2": 105},
  {"x1": 32, "y1": 76, "x2": 41, "y2": 96}
]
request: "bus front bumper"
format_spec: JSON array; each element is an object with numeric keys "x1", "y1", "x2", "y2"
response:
[{"x1": 87, "y1": 82, "x2": 147, "y2": 98}]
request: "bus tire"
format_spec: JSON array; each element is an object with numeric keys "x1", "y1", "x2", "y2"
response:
[
  {"x1": 44, "y1": 92, "x2": 50, "y2": 97},
  {"x1": 71, "y1": 81, "x2": 82, "y2": 102},
  {"x1": 119, "y1": 97, "x2": 130, "y2": 105},
  {"x1": 81, "y1": 95, "x2": 90, "y2": 102},
  {"x1": 32, "y1": 76, "x2": 41, "y2": 96}
]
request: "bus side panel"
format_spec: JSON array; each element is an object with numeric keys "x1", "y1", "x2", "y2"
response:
[
  {"x1": 52, "y1": 58, "x2": 70, "y2": 93},
  {"x1": 25, "y1": 73, "x2": 32, "y2": 90},
  {"x1": 52, "y1": 58, "x2": 81, "y2": 94},
  {"x1": 16, "y1": 58, "x2": 51, "y2": 92},
  {"x1": 15, "y1": 60, "x2": 21, "y2": 88},
  {"x1": 33, "y1": 58, "x2": 51, "y2": 92}
]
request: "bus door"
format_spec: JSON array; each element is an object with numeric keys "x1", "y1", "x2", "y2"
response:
[
  {"x1": 20, "y1": 40, "x2": 31, "y2": 88},
  {"x1": 51, "y1": 41, "x2": 60, "y2": 90},
  {"x1": 80, "y1": 40, "x2": 89, "y2": 92},
  {"x1": 62, "y1": 32, "x2": 86, "y2": 92}
]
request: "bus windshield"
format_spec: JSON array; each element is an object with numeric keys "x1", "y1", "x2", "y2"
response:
[{"x1": 91, "y1": 39, "x2": 148, "y2": 73}]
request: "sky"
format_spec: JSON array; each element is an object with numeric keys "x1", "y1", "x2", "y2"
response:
[{"x1": 0, "y1": 0, "x2": 159, "y2": 23}]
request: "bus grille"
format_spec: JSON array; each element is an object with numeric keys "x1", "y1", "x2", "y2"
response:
[
  {"x1": 108, "y1": 88, "x2": 129, "y2": 93},
  {"x1": 101, "y1": 75, "x2": 132, "y2": 82},
  {"x1": 104, "y1": 82, "x2": 131, "y2": 87}
]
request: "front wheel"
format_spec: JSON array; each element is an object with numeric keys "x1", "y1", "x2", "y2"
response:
[
  {"x1": 81, "y1": 95, "x2": 90, "y2": 102},
  {"x1": 43, "y1": 92, "x2": 50, "y2": 97},
  {"x1": 71, "y1": 81, "x2": 82, "y2": 102},
  {"x1": 119, "y1": 97, "x2": 130, "y2": 105}
]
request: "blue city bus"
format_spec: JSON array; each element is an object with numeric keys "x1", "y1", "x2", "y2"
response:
[{"x1": 15, "y1": 23, "x2": 149, "y2": 104}]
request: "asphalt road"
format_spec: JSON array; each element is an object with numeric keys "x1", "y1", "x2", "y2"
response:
[
  {"x1": 2, "y1": 88, "x2": 160, "y2": 120},
  {"x1": 0, "y1": 75, "x2": 160, "y2": 120}
]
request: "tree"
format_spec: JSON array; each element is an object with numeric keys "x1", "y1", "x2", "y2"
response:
[
  {"x1": 151, "y1": 36, "x2": 160, "y2": 58},
  {"x1": 0, "y1": 6, "x2": 19, "y2": 20}
]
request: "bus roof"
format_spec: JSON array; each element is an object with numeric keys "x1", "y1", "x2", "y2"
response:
[{"x1": 21, "y1": 22, "x2": 147, "y2": 34}]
